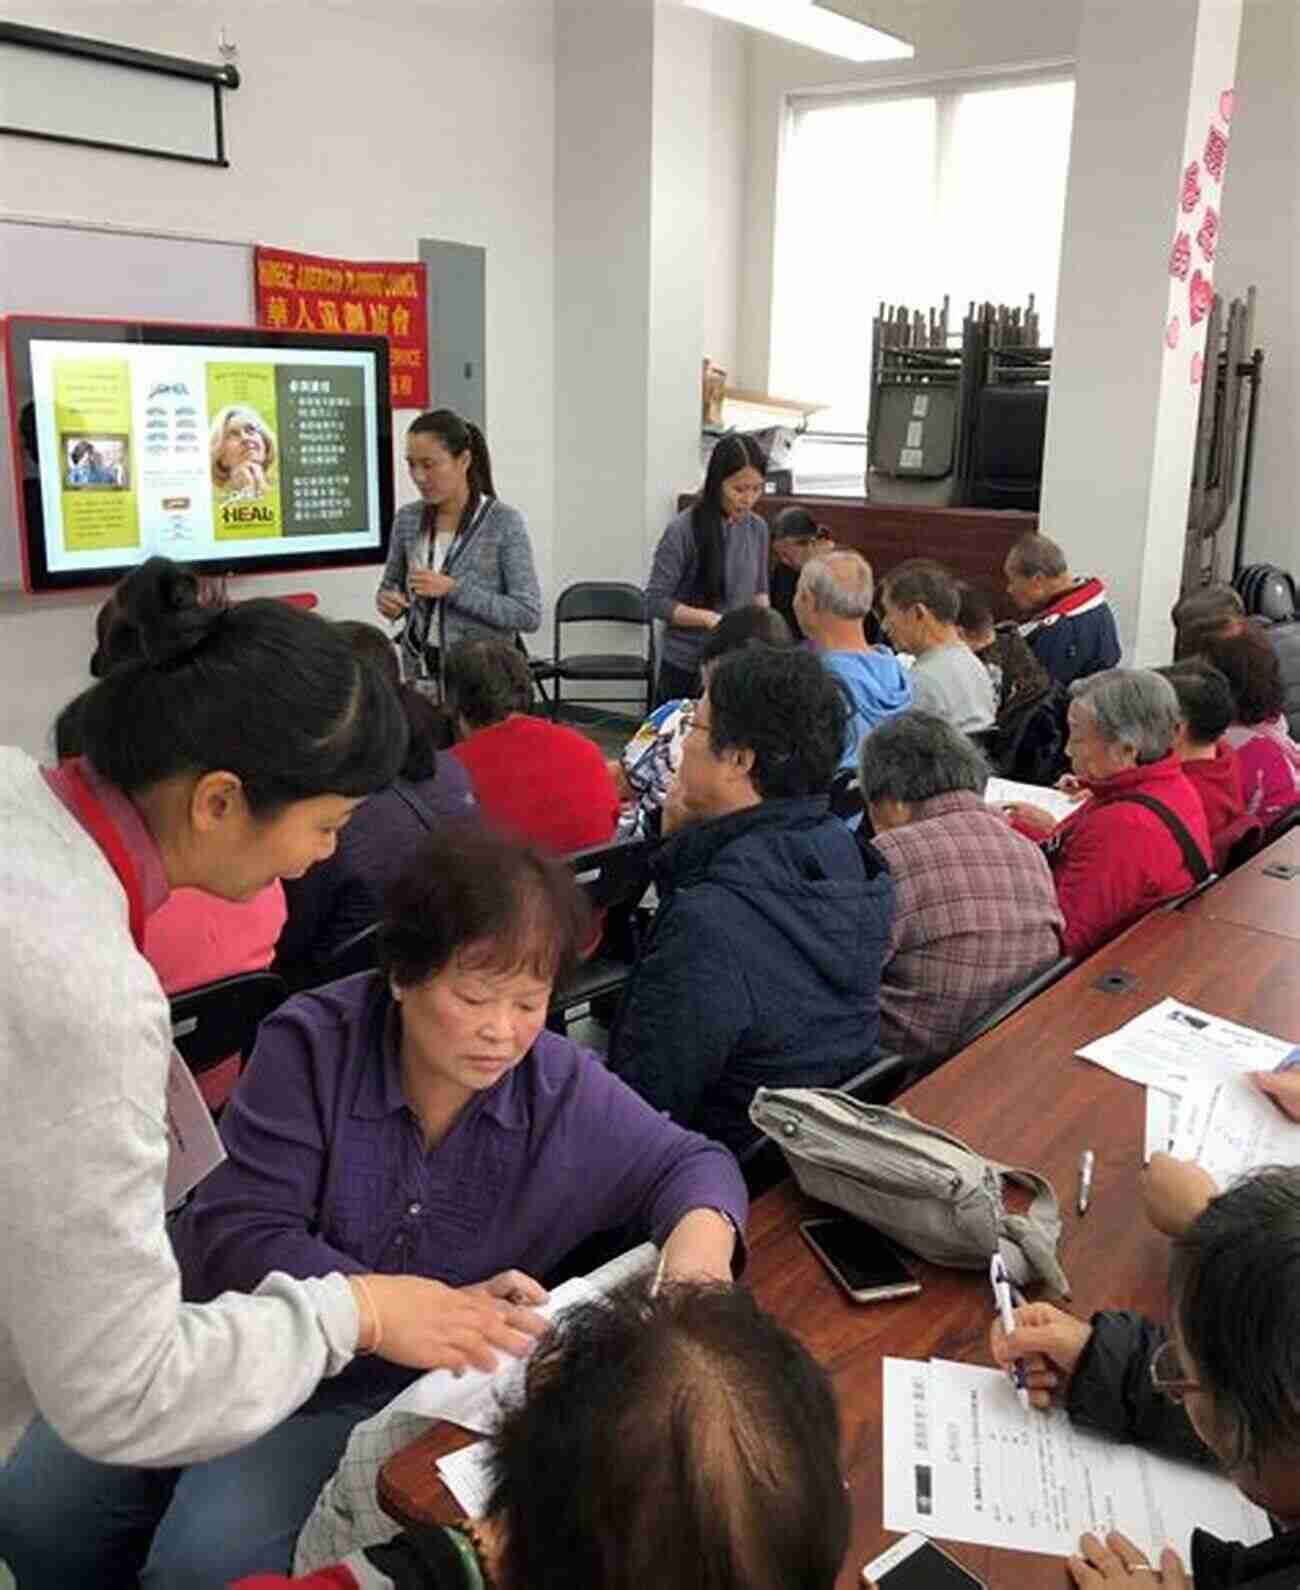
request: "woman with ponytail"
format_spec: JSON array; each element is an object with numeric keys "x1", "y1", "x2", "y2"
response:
[
  {"x1": 0, "y1": 558, "x2": 549, "y2": 1585},
  {"x1": 646, "y1": 432, "x2": 770, "y2": 706},
  {"x1": 376, "y1": 409, "x2": 542, "y2": 682}
]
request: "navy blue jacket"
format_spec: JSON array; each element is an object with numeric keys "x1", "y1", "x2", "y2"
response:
[
  {"x1": 1019, "y1": 577, "x2": 1122, "y2": 687},
  {"x1": 608, "y1": 797, "x2": 894, "y2": 1155}
]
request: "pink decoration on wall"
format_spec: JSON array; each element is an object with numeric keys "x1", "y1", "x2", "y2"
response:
[
  {"x1": 1191, "y1": 351, "x2": 1204, "y2": 386},
  {"x1": 1219, "y1": 88, "x2": 1236, "y2": 123},
  {"x1": 1196, "y1": 206, "x2": 1219, "y2": 262},
  {"x1": 1166, "y1": 316, "x2": 1181, "y2": 350},
  {"x1": 1204, "y1": 124, "x2": 1229, "y2": 182},
  {"x1": 1181, "y1": 161, "x2": 1202, "y2": 212},
  {"x1": 1169, "y1": 231, "x2": 1192, "y2": 280},
  {"x1": 1189, "y1": 270, "x2": 1214, "y2": 325}
]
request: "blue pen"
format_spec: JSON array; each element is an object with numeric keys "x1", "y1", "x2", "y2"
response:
[{"x1": 990, "y1": 1254, "x2": 1031, "y2": 1411}]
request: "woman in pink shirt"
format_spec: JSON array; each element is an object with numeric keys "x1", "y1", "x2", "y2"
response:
[{"x1": 1202, "y1": 630, "x2": 1300, "y2": 825}]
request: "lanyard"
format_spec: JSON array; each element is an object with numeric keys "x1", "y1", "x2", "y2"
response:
[{"x1": 55, "y1": 761, "x2": 147, "y2": 952}]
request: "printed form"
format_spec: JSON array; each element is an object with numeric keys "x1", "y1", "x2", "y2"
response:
[
  {"x1": 384, "y1": 1243, "x2": 658, "y2": 1433},
  {"x1": 882, "y1": 1358, "x2": 1268, "y2": 1559}
]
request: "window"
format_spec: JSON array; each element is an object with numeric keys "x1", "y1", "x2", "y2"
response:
[{"x1": 771, "y1": 74, "x2": 1075, "y2": 459}]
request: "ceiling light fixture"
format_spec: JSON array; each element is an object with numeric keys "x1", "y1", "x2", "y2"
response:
[{"x1": 679, "y1": 0, "x2": 912, "y2": 63}]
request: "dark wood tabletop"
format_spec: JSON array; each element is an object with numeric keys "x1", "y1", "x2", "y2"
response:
[
  {"x1": 378, "y1": 863, "x2": 1300, "y2": 1587},
  {"x1": 1191, "y1": 826, "x2": 1300, "y2": 940}
]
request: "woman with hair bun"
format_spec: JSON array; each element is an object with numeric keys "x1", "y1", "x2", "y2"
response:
[
  {"x1": 376, "y1": 409, "x2": 542, "y2": 683},
  {"x1": 0, "y1": 558, "x2": 552, "y2": 1580}
]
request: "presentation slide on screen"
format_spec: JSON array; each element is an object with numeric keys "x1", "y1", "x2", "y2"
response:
[{"x1": 28, "y1": 339, "x2": 383, "y2": 574}]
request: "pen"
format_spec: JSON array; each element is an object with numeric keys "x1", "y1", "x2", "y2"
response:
[
  {"x1": 989, "y1": 1253, "x2": 1030, "y2": 1411},
  {"x1": 1078, "y1": 1149, "x2": 1095, "y2": 1216}
]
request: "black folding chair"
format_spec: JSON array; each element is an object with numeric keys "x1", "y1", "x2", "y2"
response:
[
  {"x1": 543, "y1": 583, "x2": 656, "y2": 723},
  {"x1": 170, "y1": 971, "x2": 287, "y2": 1078},
  {"x1": 318, "y1": 922, "x2": 384, "y2": 982},
  {"x1": 548, "y1": 838, "x2": 654, "y2": 1033}
]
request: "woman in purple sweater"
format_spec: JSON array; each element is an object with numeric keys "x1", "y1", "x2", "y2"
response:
[{"x1": 20, "y1": 826, "x2": 746, "y2": 1589}]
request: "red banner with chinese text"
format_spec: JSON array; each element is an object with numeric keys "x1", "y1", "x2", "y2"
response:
[{"x1": 254, "y1": 245, "x2": 429, "y2": 409}]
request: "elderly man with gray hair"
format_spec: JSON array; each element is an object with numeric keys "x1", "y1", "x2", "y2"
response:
[
  {"x1": 861, "y1": 712, "x2": 1063, "y2": 1059},
  {"x1": 1003, "y1": 668, "x2": 1211, "y2": 958},
  {"x1": 793, "y1": 549, "x2": 911, "y2": 773}
]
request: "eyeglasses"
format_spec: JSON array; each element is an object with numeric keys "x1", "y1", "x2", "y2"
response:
[
  {"x1": 1149, "y1": 1338, "x2": 1201, "y2": 1403},
  {"x1": 680, "y1": 701, "x2": 711, "y2": 737}
]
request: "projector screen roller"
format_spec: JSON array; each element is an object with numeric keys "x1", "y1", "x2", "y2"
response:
[{"x1": 4, "y1": 315, "x2": 394, "y2": 591}]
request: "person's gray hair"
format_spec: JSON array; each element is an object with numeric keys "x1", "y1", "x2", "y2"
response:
[
  {"x1": 857, "y1": 710, "x2": 989, "y2": 806},
  {"x1": 1007, "y1": 533, "x2": 1068, "y2": 579},
  {"x1": 797, "y1": 550, "x2": 874, "y2": 620},
  {"x1": 1070, "y1": 668, "x2": 1180, "y2": 764}
]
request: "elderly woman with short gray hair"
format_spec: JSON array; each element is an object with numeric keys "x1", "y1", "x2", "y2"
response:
[
  {"x1": 1003, "y1": 669, "x2": 1212, "y2": 959},
  {"x1": 860, "y1": 712, "x2": 1063, "y2": 1059}
]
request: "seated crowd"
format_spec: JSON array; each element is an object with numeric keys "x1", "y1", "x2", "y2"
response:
[{"x1": 6, "y1": 489, "x2": 1300, "y2": 1590}]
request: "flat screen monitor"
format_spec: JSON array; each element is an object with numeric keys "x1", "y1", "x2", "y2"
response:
[{"x1": 3, "y1": 314, "x2": 394, "y2": 592}]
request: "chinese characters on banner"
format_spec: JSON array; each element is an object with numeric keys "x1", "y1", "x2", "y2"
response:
[{"x1": 254, "y1": 245, "x2": 429, "y2": 408}]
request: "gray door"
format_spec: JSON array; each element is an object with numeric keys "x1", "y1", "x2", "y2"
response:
[{"x1": 419, "y1": 238, "x2": 486, "y2": 427}]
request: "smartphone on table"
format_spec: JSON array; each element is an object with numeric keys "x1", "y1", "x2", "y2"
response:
[
  {"x1": 799, "y1": 1216, "x2": 920, "y2": 1304},
  {"x1": 863, "y1": 1532, "x2": 986, "y2": 1590}
]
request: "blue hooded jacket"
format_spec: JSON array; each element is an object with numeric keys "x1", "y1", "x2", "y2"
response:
[
  {"x1": 608, "y1": 797, "x2": 895, "y2": 1155},
  {"x1": 820, "y1": 649, "x2": 913, "y2": 770}
]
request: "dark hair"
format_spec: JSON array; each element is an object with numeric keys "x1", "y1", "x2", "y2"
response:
[
  {"x1": 880, "y1": 559, "x2": 961, "y2": 625},
  {"x1": 690, "y1": 434, "x2": 769, "y2": 608},
  {"x1": 1156, "y1": 660, "x2": 1236, "y2": 745},
  {"x1": 490, "y1": 1280, "x2": 849, "y2": 1590},
  {"x1": 955, "y1": 582, "x2": 996, "y2": 637},
  {"x1": 408, "y1": 408, "x2": 496, "y2": 500},
  {"x1": 1007, "y1": 532, "x2": 1068, "y2": 580},
  {"x1": 858, "y1": 710, "x2": 989, "y2": 805},
  {"x1": 65, "y1": 557, "x2": 407, "y2": 815},
  {"x1": 1171, "y1": 584, "x2": 1245, "y2": 654},
  {"x1": 769, "y1": 507, "x2": 828, "y2": 545},
  {"x1": 378, "y1": 824, "x2": 591, "y2": 990},
  {"x1": 336, "y1": 620, "x2": 452, "y2": 779},
  {"x1": 699, "y1": 605, "x2": 792, "y2": 669},
  {"x1": 444, "y1": 638, "x2": 532, "y2": 728},
  {"x1": 706, "y1": 645, "x2": 844, "y2": 799},
  {"x1": 88, "y1": 561, "x2": 213, "y2": 679},
  {"x1": 1170, "y1": 1167, "x2": 1300, "y2": 1472},
  {"x1": 1200, "y1": 629, "x2": 1285, "y2": 725}
]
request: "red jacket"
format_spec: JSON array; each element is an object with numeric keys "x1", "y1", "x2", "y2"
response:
[
  {"x1": 1047, "y1": 754, "x2": 1212, "y2": 959},
  {"x1": 1180, "y1": 742, "x2": 1261, "y2": 871},
  {"x1": 452, "y1": 714, "x2": 619, "y2": 854}
]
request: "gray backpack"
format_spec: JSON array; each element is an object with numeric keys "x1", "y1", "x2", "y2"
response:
[{"x1": 749, "y1": 1086, "x2": 1070, "y2": 1296}]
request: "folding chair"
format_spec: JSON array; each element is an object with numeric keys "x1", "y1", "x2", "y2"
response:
[
  {"x1": 547, "y1": 837, "x2": 654, "y2": 1033},
  {"x1": 544, "y1": 583, "x2": 656, "y2": 723},
  {"x1": 170, "y1": 971, "x2": 287, "y2": 1078},
  {"x1": 318, "y1": 922, "x2": 384, "y2": 982}
]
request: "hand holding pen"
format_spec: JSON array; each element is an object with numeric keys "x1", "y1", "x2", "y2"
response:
[{"x1": 989, "y1": 1253, "x2": 1031, "y2": 1410}]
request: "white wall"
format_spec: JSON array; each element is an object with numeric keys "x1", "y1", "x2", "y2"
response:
[
  {"x1": 0, "y1": 0, "x2": 555, "y2": 755},
  {"x1": 706, "y1": 19, "x2": 750, "y2": 376},
  {"x1": 553, "y1": 0, "x2": 655, "y2": 592},
  {"x1": 1213, "y1": 0, "x2": 1300, "y2": 575},
  {"x1": 737, "y1": 0, "x2": 1082, "y2": 392}
]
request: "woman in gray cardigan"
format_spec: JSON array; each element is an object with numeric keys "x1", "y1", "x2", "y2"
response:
[
  {"x1": 376, "y1": 410, "x2": 542, "y2": 683},
  {"x1": 646, "y1": 432, "x2": 770, "y2": 706}
]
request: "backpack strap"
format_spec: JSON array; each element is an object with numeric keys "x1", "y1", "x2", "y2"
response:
[{"x1": 1097, "y1": 792, "x2": 1211, "y2": 884}]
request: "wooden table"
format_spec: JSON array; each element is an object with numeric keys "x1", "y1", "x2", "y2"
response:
[
  {"x1": 378, "y1": 885, "x2": 1300, "y2": 1586},
  {"x1": 1190, "y1": 825, "x2": 1300, "y2": 940}
]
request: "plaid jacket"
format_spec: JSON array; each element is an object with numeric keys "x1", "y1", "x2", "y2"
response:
[{"x1": 871, "y1": 791, "x2": 1064, "y2": 1060}]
